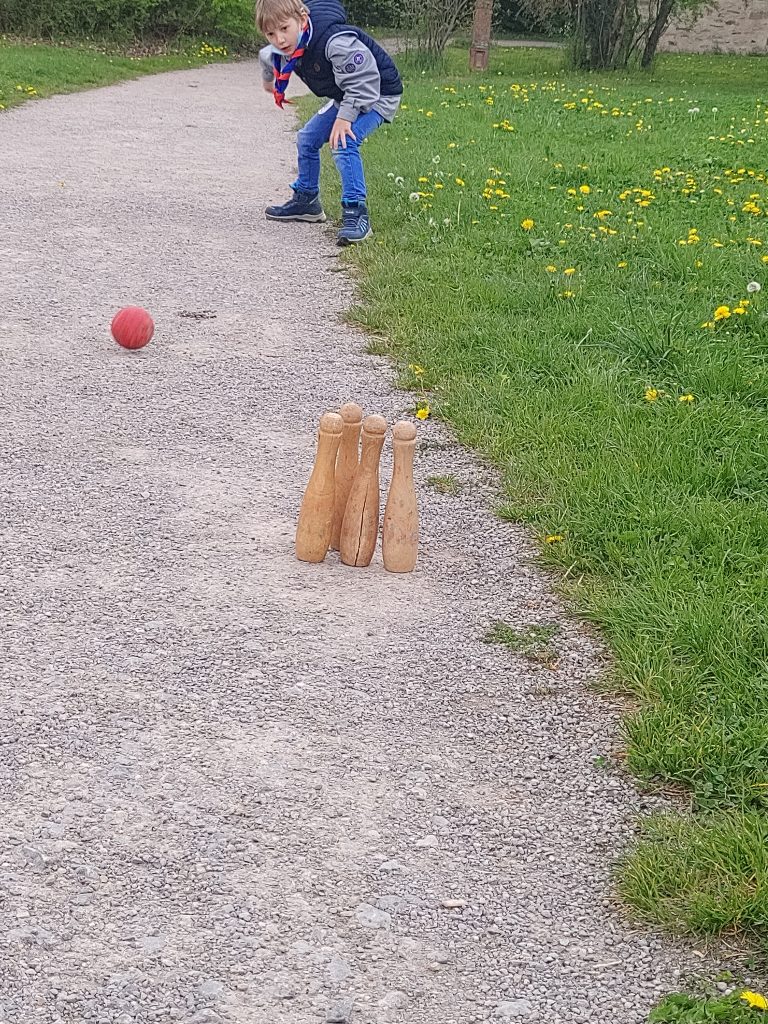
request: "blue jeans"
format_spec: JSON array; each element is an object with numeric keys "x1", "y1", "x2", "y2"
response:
[{"x1": 293, "y1": 102, "x2": 385, "y2": 205}]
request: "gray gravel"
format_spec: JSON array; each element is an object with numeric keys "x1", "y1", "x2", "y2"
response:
[{"x1": 0, "y1": 60, "x2": 715, "y2": 1024}]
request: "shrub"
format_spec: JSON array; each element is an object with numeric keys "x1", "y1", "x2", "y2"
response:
[{"x1": 0, "y1": 0, "x2": 258, "y2": 44}]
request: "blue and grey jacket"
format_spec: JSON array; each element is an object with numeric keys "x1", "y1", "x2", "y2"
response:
[{"x1": 259, "y1": 0, "x2": 403, "y2": 123}]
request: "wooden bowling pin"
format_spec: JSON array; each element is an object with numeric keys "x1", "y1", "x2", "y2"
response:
[
  {"x1": 382, "y1": 421, "x2": 419, "y2": 573},
  {"x1": 295, "y1": 411, "x2": 344, "y2": 563},
  {"x1": 330, "y1": 402, "x2": 363, "y2": 551},
  {"x1": 340, "y1": 414, "x2": 387, "y2": 567}
]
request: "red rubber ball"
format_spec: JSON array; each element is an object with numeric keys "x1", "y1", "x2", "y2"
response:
[{"x1": 111, "y1": 306, "x2": 155, "y2": 350}]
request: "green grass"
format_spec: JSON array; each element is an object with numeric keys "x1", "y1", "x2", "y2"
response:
[
  {"x1": 483, "y1": 620, "x2": 560, "y2": 664},
  {"x1": 618, "y1": 812, "x2": 768, "y2": 937},
  {"x1": 426, "y1": 473, "x2": 462, "y2": 494},
  {"x1": 0, "y1": 37, "x2": 230, "y2": 112},
  {"x1": 649, "y1": 991, "x2": 767, "y2": 1022},
  {"x1": 314, "y1": 46, "x2": 768, "y2": 941}
]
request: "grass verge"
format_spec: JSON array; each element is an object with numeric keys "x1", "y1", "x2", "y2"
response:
[
  {"x1": 650, "y1": 990, "x2": 768, "y2": 1022},
  {"x1": 311, "y1": 45, "x2": 768, "y2": 950},
  {"x1": 0, "y1": 36, "x2": 230, "y2": 112}
]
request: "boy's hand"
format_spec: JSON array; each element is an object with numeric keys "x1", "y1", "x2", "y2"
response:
[{"x1": 330, "y1": 118, "x2": 356, "y2": 150}]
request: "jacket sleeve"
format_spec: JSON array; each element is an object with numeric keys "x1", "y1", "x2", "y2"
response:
[
  {"x1": 259, "y1": 44, "x2": 276, "y2": 85},
  {"x1": 325, "y1": 33, "x2": 381, "y2": 123}
]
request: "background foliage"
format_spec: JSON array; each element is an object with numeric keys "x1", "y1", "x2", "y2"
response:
[{"x1": 0, "y1": 0, "x2": 258, "y2": 43}]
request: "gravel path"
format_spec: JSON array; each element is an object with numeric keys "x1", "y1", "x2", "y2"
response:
[{"x1": 1, "y1": 60, "x2": 704, "y2": 1024}]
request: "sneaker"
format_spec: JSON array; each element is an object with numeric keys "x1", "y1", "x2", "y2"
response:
[
  {"x1": 337, "y1": 202, "x2": 372, "y2": 245},
  {"x1": 265, "y1": 189, "x2": 327, "y2": 223}
]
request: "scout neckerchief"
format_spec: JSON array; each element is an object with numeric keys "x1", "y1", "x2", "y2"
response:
[{"x1": 272, "y1": 21, "x2": 310, "y2": 108}]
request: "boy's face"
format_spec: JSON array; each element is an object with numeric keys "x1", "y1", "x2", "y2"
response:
[{"x1": 264, "y1": 16, "x2": 304, "y2": 54}]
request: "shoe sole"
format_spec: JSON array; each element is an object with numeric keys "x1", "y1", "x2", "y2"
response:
[
  {"x1": 265, "y1": 211, "x2": 327, "y2": 223},
  {"x1": 337, "y1": 227, "x2": 373, "y2": 247}
]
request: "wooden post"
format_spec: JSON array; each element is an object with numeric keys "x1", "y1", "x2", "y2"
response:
[{"x1": 469, "y1": 0, "x2": 493, "y2": 71}]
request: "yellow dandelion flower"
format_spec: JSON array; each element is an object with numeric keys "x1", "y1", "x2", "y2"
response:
[
  {"x1": 545, "y1": 534, "x2": 564, "y2": 543},
  {"x1": 545, "y1": 265, "x2": 557, "y2": 273},
  {"x1": 679, "y1": 394, "x2": 695, "y2": 403},
  {"x1": 455, "y1": 177, "x2": 465, "y2": 187},
  {"x1": 741, "y1": 992, "x2": 768, "y2": 1011},
  {"x1": 594, "y1": 210, "x2": 612, "y2": 220},
  {"x1": 713, "y1": 305, "x2": 731, "y2": 321},
  {"x1": 579, "y1": 184, "x2": 591, "y2": 194},
  {"x1": 644, "y1": 388, "x2": 659, "y2": 402},
  {"x1": 409, "y1": 364, "x2": 425, "y2": 376},
  {"x1": 415, "y1": 404, "x2": 430, "y2": 420},
  {"x1": 563, "y1": 267, "x2": 576, "y2": 276},
  {"x1": 560, "y1": 290, "x2": 575, "y2": 299},
  {"x1": 618, "y1": 261, "x2": 627, "y2": 268},
  {"x1": 521, "y1": 218, "x2": 535, "y2": 231}
]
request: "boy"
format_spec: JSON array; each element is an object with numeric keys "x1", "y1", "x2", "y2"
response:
[{"x1": 255, "y1": 0, "x2": 403, "y2": 245}]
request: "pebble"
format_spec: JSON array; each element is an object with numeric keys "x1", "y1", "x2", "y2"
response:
[
  {"x1": 328, "y1": 957, "x2": 352, "y2": 984},
  {"x1": 380, "y1": 990, "x2": 409, "y2": 1009},
  {"x1": 378, "y1": 860, "x2": 402, "y2": 873},
  {"x1": 494, "y1": 999, "x2": 534, "y2": 1018},
  {"x1": 197, "y1": 981, "x2": 224, "y2": 1000},
  {"x1": 355, "y1": 905, "x2": 392, "y2": 930},
  {"x1": 21, "y1": 847, "x2": 47, "y2": 872},
  {"x1": 326, "y1": 999, "x2": 355, "y2": 1023}
]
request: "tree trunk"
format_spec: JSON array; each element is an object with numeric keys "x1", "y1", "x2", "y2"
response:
[
  {"x1": 470, "y1": 0, "x2": 494, "y2": 70},
  {"x1": 641, "y1": 0, "x2": 675, "y2": 67},
  {"x1": 573, "y1": 0, "x2": 645, "y2": 69}
]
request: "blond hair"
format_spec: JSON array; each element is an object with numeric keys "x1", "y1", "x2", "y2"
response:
[{"x1": 255, "y1": 0, "x2": 308, "y2": 32}]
